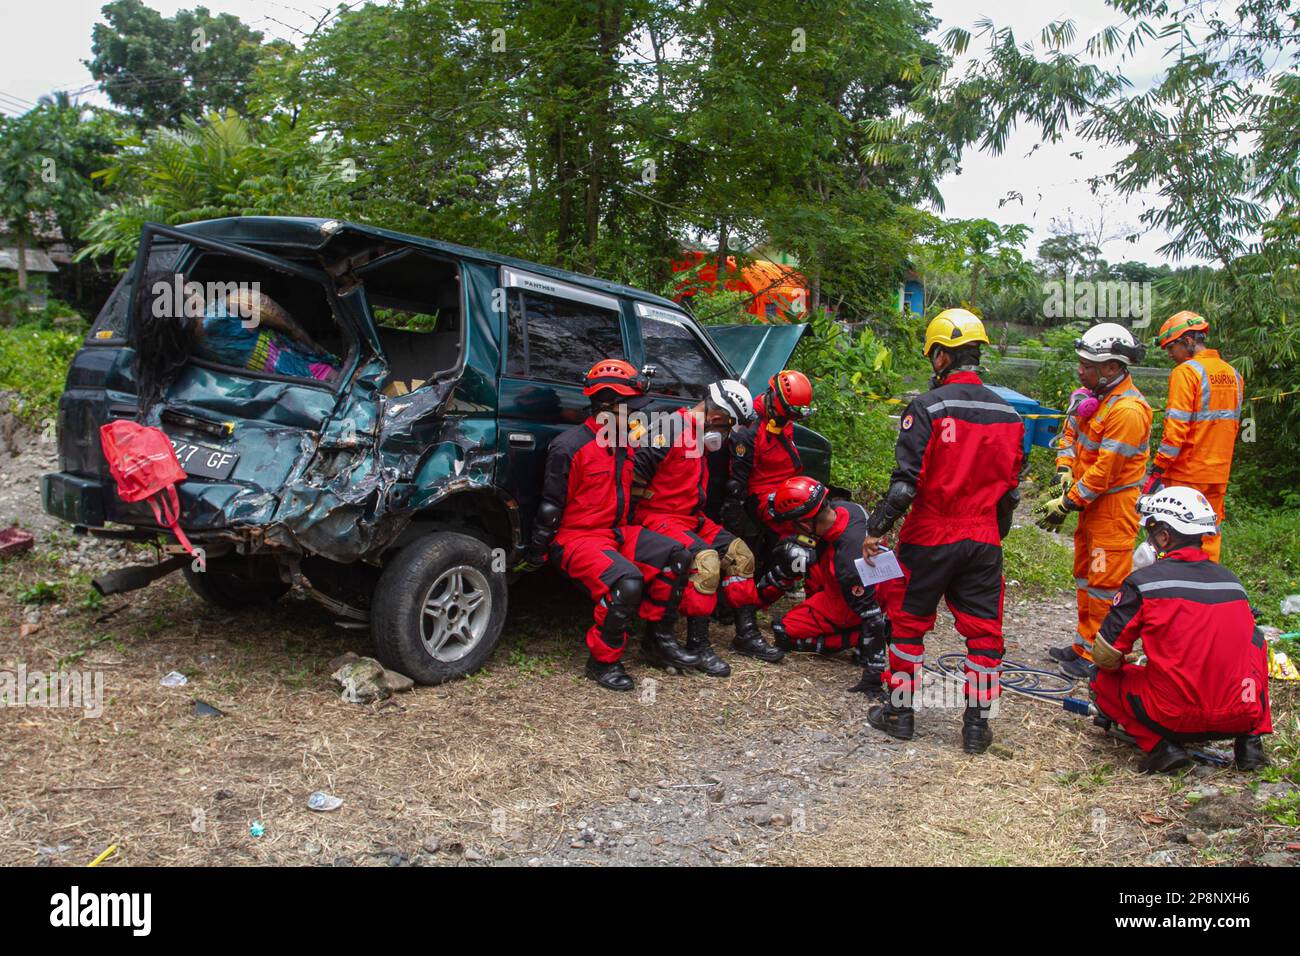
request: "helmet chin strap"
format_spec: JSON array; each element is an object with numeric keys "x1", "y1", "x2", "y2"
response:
[
  {"x1": 1094, "y1": 366, "x2": 1127, "y2": 393},
  {"x1": 932, "y1": 362, "x2": 979, "y2": 388}
]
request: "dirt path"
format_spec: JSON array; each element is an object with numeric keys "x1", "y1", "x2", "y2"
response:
[{"x1": 2, "y1": 428, "x2": 1295, "y2": 867}]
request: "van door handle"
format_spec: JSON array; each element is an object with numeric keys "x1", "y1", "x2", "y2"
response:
[{"x1": 507, "y1": 433, "x2": 535, "y2": 449}]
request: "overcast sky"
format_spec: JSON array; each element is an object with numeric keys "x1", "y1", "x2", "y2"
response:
[{"x1": 0, "y1": 1, "x2": 1223, "y2": 265}]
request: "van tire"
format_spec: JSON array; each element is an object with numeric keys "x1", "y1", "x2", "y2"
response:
[
  {"x1": 370, "y1": 532, "x2": 507, "y2": 685},
  {"x1": 183, "y1": 566, "x2": 291, "y2": 609}
]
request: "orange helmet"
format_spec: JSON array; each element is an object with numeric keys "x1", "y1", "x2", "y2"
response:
[
  {"x1": 583, "y1": 358, "x2": 646, "y2": 398},
  {"x1": 1156, "y1": 311, "x2": 1210, "y2": 349},
  {"x1": 765, "y1": 369, "x2": 813, "y2": 419},
  {"x1": 770, "y1": 475, "x2": 828, "y2": 522}
]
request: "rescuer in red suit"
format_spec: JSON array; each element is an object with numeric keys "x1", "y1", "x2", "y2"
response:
[
  {"x1": 632, "y1": 379, "x2": 784, "y2": 674},
  {"x1": 721, "y1": 369, "x2": 813, "y2": 552},
  {"x1": 515, "y1": 359, "x2": 697, "y2": 691},
  {"x1": 1089, "y1": 486, "x2": 1271, "y2": 774},
  {"x1": 860, "y1": 309, "x2": 1026, "y2": 754},
  {"x1": 750, "y1": 476, "x2": 890, "y2": 679}
]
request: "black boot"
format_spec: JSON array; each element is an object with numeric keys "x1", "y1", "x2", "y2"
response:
[
  {"x1": 640, "y1": 616, "x2": 700, "y2": 670},
  {"x1": 848, "y1": 668, "x2": 887, "y2": 697},
  {"x1": 1047, "y1": 643, "x2": 1080, "y2": 664},
  {"x1": 1234, "y1": 734, "x2": 1269, "y2": 771},
  {"x1": 686, "y1": 616, "x2": 730, "y2": 677},
  {"x1": 585, "y1": 656, "x2": 634, "y2": 692},
  {"x1": 1059, "y1": 654, "x2": 1096, "y2": 681},
  {"x1": 771, "y1": 619, "x2": 794, "y2": 652},
  {"x1": 962, "y1": 704, "x2": 994, "y2": 754},
  {"x1": 867, "y1": 701, "x2": 914, "y2": 740},
  {"x1": 1138, "y1": 739, "x2": 1192, "y2": 774},
  {"x1": 732, "y1": 605, "x2": 784, "y2": 662}
]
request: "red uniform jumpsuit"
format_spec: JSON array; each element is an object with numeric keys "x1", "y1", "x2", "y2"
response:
[
  {"x1": 542, "y1": 416, "x2": 689, "y2": 664},
  {"x1": 633, "y1": 407, "x2": 760, "y2": 617},
  {"x1": 874, "y1": 371, "x2": 1025, "y2": 706},
  {"x1": 728, "y1": 416, "x2": 802, "y2": 535},
  {"x1": 775, "y1": 501, "x2": 880, "y2": 651},
  {"x1": 1090, "y1": 547, "x2": 1271, "y2": 752}
]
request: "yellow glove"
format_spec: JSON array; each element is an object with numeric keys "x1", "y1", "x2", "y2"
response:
[
  {"x1": 1054, "y1": 467, "x2": 1073, "y2": 495},
  {"x1": 1035, "y1": 493, "x2": 1074, "y2": 529}
]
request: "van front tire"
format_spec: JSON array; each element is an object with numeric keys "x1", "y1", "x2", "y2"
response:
[{"x1": 370, "y1": 532, "x2": 507, "y2": 685}]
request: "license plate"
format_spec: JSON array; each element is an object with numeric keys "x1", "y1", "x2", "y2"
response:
[{"x1": 168, "y1": 437, "x2": 239, "y2": 480}]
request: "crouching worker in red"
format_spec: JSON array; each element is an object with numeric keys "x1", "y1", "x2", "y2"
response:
[
  {"x1": 515, "y1": 359, "x2": 697, "y2": 691},
  {"x1": 633, "y1": 380, "x2": 782, "y2": 674},
  {"x1": 721, "y1": 370, "x2": 813, "y2": 548},
  {"x1": 754, "y1": 477, "x2": 890, "y2": 677},
  {"x1": 1089, "y1": 486, "x2": 1271, "y2": 773}
]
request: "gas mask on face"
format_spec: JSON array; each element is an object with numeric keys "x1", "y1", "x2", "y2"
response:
[
  {"x1": 1132, "y1": 537, "x2": 1158, "y2": 571},
  {"x1": 702, "y1": 428, "x2": 725, "y2": 453}
]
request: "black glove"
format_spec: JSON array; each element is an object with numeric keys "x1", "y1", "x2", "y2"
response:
[{"x1": 720, "y1": 497, "x2": 746, "y2": 534}]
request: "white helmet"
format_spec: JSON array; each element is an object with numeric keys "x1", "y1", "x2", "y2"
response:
[
  {"x1": 707, "y1": 379, "x2": 754, "y2": 424},
  {"x1": 1138, "y1": 486, "x2": 1218, "y2": 537},
  {"x1": 1075, "y1": 322, "x2": 1146, "y2": 365}
]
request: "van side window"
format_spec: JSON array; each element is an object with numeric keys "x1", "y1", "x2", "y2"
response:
[
  {"x1": 640, "y1": 315, "x2": 725, "y2": 398},
  {"x1": 357, "y1": 250, "x2": 462, "y2": 393},
  {"x1": 506, "y1": 291, "x2": 624, "y2": 383}
]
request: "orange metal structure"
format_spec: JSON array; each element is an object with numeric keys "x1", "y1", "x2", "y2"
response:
[{"x1": 670, "y1": 250, "x2": 809, "y2": 322}]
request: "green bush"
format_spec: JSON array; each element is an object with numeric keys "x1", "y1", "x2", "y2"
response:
[
  {"x1": 1003, "y1": 523, "x2": 1075, "y2": 594},
  {"x1": 0, "y1": 326, "x2": 82, "y2": 426},
  {"x1": 792, "y1": 309, "x2": 911, "y2": 496},
  {"x1": 1221, "y1": 500, "x2": 1300, "y2": 627}
]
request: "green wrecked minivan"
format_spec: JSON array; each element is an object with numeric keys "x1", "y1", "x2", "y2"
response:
[{"x1": 43, "y1": 217, "x2": 829, "y2": 684}]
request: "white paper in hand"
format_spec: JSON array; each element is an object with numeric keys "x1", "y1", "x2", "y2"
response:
[{"x1": 855, "y1": 550, "x2": 904, "y2": 587}]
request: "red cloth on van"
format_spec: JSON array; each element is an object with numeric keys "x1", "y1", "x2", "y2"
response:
[{"x1": 99, "y1": 420, "x2": 196, "y2": 555}]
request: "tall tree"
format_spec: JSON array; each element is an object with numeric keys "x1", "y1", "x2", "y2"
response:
[{"x1": 85, "y1": 0, "x2": 268, "y2": 127}]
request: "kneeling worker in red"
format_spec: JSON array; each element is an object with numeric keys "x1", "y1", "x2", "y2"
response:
[
  {"x1": 515, "y1": 359, "x2": 697, "y2": 691},
  {"x1": 633, "y1": 379, "x2": 783, "y2": 674},
  {"x1": 1089, "y1": 486, "x2": 1271, "y2": 773},
  {"x1": 752, "y1": 477, "x2": 890, "y2": 677}
]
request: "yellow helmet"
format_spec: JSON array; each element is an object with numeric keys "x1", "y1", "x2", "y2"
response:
[{"x1": 923, "y1": 308, "x2": 989, "y2": 356}]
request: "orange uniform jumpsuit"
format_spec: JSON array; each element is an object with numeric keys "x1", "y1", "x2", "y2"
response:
[
  {"x1": 1056, "y1": 374, "x2": 1152, "y2": 662},
  {"x1": 1153, "y1": 349, "x2": 1243, "y2": 562}
]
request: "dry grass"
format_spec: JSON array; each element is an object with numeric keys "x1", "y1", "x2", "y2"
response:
[{"x1": 2, "y1": 559, "x2": 1294, "y2": 867}]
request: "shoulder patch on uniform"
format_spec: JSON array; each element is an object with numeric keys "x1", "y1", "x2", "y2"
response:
[
  {"x1": 901, "y1": 414, "x2": 914, "y2": 431},
  {"x1": 1112, "y1": 591, "x2": 1123, "y2": 606},
  {"x1": 652, "y1": 431, "x2": 668, "y2": 448},
  {"x1": 851, "y1": 584, "x2": 865, "y2": 597},
  {"x1": 735, "y1": 443, "x2": 747, "y2": 456}
]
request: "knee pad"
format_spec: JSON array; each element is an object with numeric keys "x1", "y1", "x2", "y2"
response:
[
  {"x1": 691, "y1": 549, "x2": 721, "y2": 594},
  {"x1": 608, "y1": 573, "x2": 644, "y2": 611},
  {"x1": 722, "y1": 538, "x2": 755, "y2": 578}
]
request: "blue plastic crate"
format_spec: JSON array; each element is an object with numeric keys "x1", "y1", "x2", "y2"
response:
[{"x1": 987, "y1": 384, "x2": 1064, "y2": 455}]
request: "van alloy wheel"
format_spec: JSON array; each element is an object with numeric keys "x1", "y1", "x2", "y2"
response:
[{"x1": 420, "y1": 565, "x2": 491, "y2": 662}]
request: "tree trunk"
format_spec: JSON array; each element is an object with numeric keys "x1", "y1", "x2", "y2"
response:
[
  {"x1": 16, "y1": 234, "x2": 29, "y2": 293},
  {"x1": 716, "y1": 218, "x2": 729, "y2": 287}
]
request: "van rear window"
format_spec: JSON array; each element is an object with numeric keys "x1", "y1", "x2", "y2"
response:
[{"x1": 89, "y1": 241, "x2": 185, "y2": 342}]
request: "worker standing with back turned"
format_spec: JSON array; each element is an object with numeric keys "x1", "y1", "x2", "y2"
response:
[
  {"x1": 1038, "y1": 323, "x2": 1152, "y2": 680},
  {"x1": 1144, "y1": 311, "x2": 1243, "y2": 562},
  {"x1": 861, "y1": 308, "x2": 1025, "y2": 754}
]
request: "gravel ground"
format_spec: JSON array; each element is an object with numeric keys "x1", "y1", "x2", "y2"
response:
[{"x1": 2, "y1": 424, "x2": 1296, "y2": 867}]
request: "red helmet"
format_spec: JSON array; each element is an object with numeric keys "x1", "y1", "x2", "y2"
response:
[
  {"x1": 766, "y1": 369, "x2": 813, "y2": 419},
  {"x1": 770, "y1": 475, "x2": 828, "y2": 522},
  {"x1": 583, "y1": 358, "x2": 646, "y2": 398}
]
